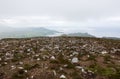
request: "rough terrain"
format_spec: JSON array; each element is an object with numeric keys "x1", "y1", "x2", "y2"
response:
[{"x1": 0, "y1": 37, "x2": 120, "y2": 79}]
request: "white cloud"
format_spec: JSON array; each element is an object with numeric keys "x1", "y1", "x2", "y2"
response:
[
  {"x1": 104, "y1": 17, "x2": 120, "y2": 22},
  {"x1": 0, "y1": 0, "x2": 120, "y2": 37},
  {"x1": 0, "y1": 15, "x2": 120, "y2": 29},
  {"x1": 0, "y1": 16, "x2": 66, "y2": 27}
]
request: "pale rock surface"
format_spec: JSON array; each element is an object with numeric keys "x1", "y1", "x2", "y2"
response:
[
  {"x1": 71, "y1": 57, "x2": 79, "y2": 63},
  {"x1": 60, "y1": 74, "x2": 66, "y2": 79}
]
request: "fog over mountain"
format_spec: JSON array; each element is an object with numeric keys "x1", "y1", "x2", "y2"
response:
[
  {"x1": 0, "y1": 26, "x2": 59, "y2": 38},
  {"x1": 0, "y1": 26, "x2": 96, "y2": 38},
  {"x1": 0, "y1": 0, "x2": 120, "y2": 37}
]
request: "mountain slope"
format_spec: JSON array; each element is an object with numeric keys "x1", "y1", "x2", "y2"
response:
[
  {"x1": 65, "y1": 32, "x2": 95, "y2": 37},
  {"x1": 0, "y1": 27, "x2": 59, "y2": 38}
]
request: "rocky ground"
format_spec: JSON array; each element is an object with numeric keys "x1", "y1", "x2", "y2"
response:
[{"x1": 0, "y1": 37, "x2": 120, "y2": 79}]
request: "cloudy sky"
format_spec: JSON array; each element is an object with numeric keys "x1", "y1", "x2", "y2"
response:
[{"x1": 0, "y1": 0, "x2": 120, "y2": 37}]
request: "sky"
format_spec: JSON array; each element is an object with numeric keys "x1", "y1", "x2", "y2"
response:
[{"x1": 0, "y1": 0, "x2": 120, "y2": 37}]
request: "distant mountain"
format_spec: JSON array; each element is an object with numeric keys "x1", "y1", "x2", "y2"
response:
[
  {"x1": 0, "y1": 27, "x2": 59, "y2": 38},
  {"x1": 102, "y1": 37, "x2": 120, "y2": 40},
  {"x1": 64, "y1": 32, "x2": 95, "y2": 37},
  {"x1": 0, "y1": 26, "x2": 95, "y2": 38}
]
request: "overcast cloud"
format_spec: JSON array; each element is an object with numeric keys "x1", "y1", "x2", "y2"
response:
[{"x1": 0, "y1": 0, "x2": 120, "y2": 37}]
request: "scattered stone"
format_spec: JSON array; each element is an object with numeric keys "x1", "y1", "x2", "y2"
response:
[
  {"x1": 73, "y1": 51, "x2": 79, "y2": 55},
  {"x1": 81, "y1": 68, "x2": 86, "y2": 73},
  {"x1": 71, "y1": 57, "x2": 79, "y2": 63},
  {"x1": 50, "y1": 56, "x2": 56, "y2": 60},
  {"x1": 60, "y1": 67, "x2": 63, "y2": 71},
  {"x1": 53, "y1": 70, "x2": 57, "y2": 76},
  {"x1": 60, "y1": 74, "x2": 66, "y2": 79},
  {"x1": 18, "y1": 67, "x2": 24, "y2": 69},
  {"x1": 31, "y1": 75, "x2": 34, "y2": 79},
  {"x1": 75, "y1": 66, "x2": 83, "y2": 69},
  {"x1": 87, "y1": 55, "x2": 90, "y2": 58},
  {"x1": 19, "y1": 61, "x2": 23, "y2": 65},
  {"x1": 11, "y1": 65, "x2": 16, "y2": 70},
  {"x1": 4, "y1": 62, "x2": 7, "y2": 65},
  {"x1": 37, "y1": 58, "x2": 40, "y2": 61},
  {"x1": 24, "y1": 70, "x2": 28, "y2": 73},
  {"x1": 27, "y1": 49, "x2": 31, "y2": 52},
  {"x1": 27, "y1": 53, "x2": 31, "y2": 55},
  {"x1": 101, "y1": 51, "x2": 108, "y2": 54},
  {"x1": 63, "y1": 64, "x2": 68, "y2": 67},
  {"x1": 35, "y1": 54, "x2": 39, "y2": 57}
]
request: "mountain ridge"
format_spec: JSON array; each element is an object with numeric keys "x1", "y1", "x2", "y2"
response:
[
  {"x1": 0, "y1": 27, "x2": 59, "y2": 38},
  {"x1": 61, "y1": 32, "x2": 95, "y2": 37}
]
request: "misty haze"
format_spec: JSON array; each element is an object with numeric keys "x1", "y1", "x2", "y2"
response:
[{"x1": 0, "y1": 0, "x2": 120, "y2": 79}]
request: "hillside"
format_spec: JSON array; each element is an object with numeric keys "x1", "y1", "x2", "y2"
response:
[
  {"x1": 102, "y1": 37, "x2": 120, "y2": 40},
  {"x1": 62, "y1": 33, "x2": 95, "y2": 37},
  {"x1": 0, "y1": 27, "x2": 59, "y2": 38},
  {"x1": 0, "y1": 37, "x2": 120, "y2": 79}
]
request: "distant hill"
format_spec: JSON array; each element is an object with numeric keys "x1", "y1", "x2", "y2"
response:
[
  {"x1": 0, "y1": 27, "x2": 59, "y2": 38},
  {"x1": 64, "y1": 32, "x2": 95, "y2": 37},
  {"x1": 102, "y1": 37, "x2": 120, "y2": 40}
]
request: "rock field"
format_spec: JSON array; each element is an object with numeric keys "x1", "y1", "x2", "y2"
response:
[{"x1": 0, "y1": 37, "x2": 120, "y2": 79}]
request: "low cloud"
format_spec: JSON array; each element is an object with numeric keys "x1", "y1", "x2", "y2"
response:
[{"x1": 0, "y1": 0, "x2": 120, "y2": 37}]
